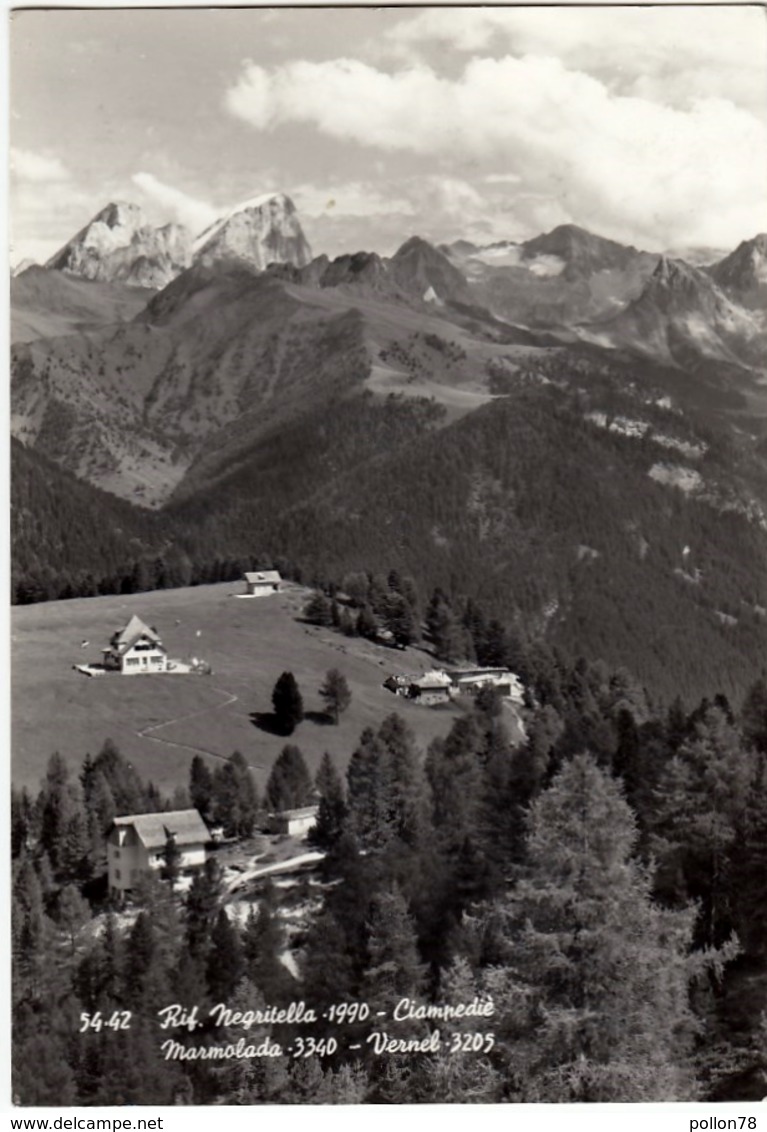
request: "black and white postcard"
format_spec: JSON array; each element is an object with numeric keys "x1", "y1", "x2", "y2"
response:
[{"x1": 8, "y1": 3, "x2": 767, "y2": 1110}]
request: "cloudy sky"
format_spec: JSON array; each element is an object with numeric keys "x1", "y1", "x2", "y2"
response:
[{"x1": 10, "y1": 5, "x2": 767, "y2": 265}]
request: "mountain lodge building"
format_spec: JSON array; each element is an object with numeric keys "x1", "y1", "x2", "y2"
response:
[
  {"x1": 102, "y1": 614, "x2": 167, "y2": 675},
  {"x1": 107, "y1": 809, "x2": 209, "y2": 898},
  {"x1": 243, "y1": 570, "x2": 282, "y2": 596}
]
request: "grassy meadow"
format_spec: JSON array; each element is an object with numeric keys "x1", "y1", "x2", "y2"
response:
[{"x1": 12, "y1": 581, "x2": 460, "y2": 795}]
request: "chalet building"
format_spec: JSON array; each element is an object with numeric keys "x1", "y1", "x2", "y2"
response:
[
  {"x1": 268, "y1": 805, "x2": 318, "y2": 837},
  {"x1": 243, "y1": 570, "x2": 282, "y2": 596},
  {"x1": 107, "y1": 809, "x2": 209, "y2": 898},
  {"x1": 447, "y1": 667, "x2": 525, "y2": 704},
  {"x1": 408, "y1": 670, "x2": 453, "y2": 705},
  {"x1": 385, "y1": 666, "x2": 524, "y2": 707},
  {"x1": 102, "y1": 614, "x2": 167, "y2": 675}
]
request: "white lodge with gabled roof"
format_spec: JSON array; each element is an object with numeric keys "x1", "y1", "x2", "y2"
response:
[
  {"x1": 107, "y1": 809, "x2": 209, "y2": 898},
  {"x1": 102, "y1": 614, "x2": 167, "y2": 674},
  {"x1": 243, "y1": 570, "x2": 282, "y2": 596}
]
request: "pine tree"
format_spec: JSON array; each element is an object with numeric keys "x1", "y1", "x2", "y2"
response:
[
  {"x1": 612, "y1": 707, "x2": 641, "y2": 797},
  {"x1": 13, "y1": 1033, "x2": 78, "y2": 1105},
  {"x1": 189, "y1": 755, "x2": 214, "y2": 821},
  {"x1": 129, "y1": 870, "x2": 180, "y2": 969},
  {"x1": 207, "y1": 909, "x2": 244, "y2": 1002},
  {"x1": 651, "y1": 705, "x2": 755, "y2": 945},
  {"x1": 479, "y1": 724, "x2": 524, "y2": 873},
  {"x1": 303, "y1": 591, "x2": 333, "y2": 627},
  {"x1": 11, "y1": 786, "x2": 34, "y2": 858},
  {"x1": 301, "y1": 911, "x2": 355, "y2": 1011},
  {"x1": 123, "y1": 911, "x2": 157, "y2": 1004},
  {"x1": 242, "y1": 902, "x2": 288, "y2": 1001},
  {"x1": 367, "y1": 573, "x2": 391, "y2": 617},
  {"x1": 426, "y1": 591, "x2": 456, "y2": 659},
  {"x1": 271, "y1": 671, "x2": 304, "y2": 735},
  {"x1": 12, "y1": 857, "x2": 52, "y2": 1004},
  {"x1": 213, "y1": 751, "x2": 259, "y2": 836},
  {"x1": 346, "y1": 716, "x2": 432, "y2": 854},
  {"x1": 265, "y1": 745, "x2": 314, "y2": 812},
  {"x1": 38, "y1": 753, "x2": 91, "y2": 882},
  {"x1": 355, "y1": 603, "x2": 379, "y2": 640},
  {"x1": 346, "y1": 727, "x2": 384, "y2": 847},
  {"x1": 341, "y1": 571, "x2": 369, "y2": 607},
  {"x1": 309, "y1": 753, "x2": 347, "y2": 850},
  {"x1": 83, "y1": 770, "x2": 116, "y2": 869},
  {"x1": 426, "y1": 715, "x2": 484, "y2": 850},
  {"x1": 90, "y1": 738, "x2": 147, "y2": 813},
  {"x1": 339, "y1": 607, "x2": 356, "y2": 636},
  {"x1": 382, "y1": 592, "x2": 418, "y2": 647},
  {"x1": 730, "y1": 755, "x2": 767, "y2": 957},
  {"x1": 54, "y1": 884, "x2": 91, "y2": 955},
  {"x1": 479, "y1": 754, "x2": 705, "y2": 1102},
  {"x1": 185, "y1": 858, "x2": 224, "y2": 957},
  {"x1": 160, "y1": 831, "x2": 182, "y2": 891},
  {"x1": 360, "y1": 884, "x2": 425, "y2": 1013},
  {"x1": 741, "y1": 674, "x2": 767, "y2": 753},
  {"x1": 319, "y1": 668, "x2": 351, "y2": 723}
]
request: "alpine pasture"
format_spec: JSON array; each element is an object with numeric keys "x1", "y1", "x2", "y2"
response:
[{"x1": 12, "y1": 582, "x2": 459, "y2": 793}]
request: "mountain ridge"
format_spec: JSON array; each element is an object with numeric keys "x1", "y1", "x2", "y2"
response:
[
  {"x1": 44, "y1": 192, "x2": 313, "y2": 289},
  {"x1": 10, "y1": 218, "x2": 767, "y2": 706}
]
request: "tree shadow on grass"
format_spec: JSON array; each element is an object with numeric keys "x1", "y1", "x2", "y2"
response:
[
  {"x1": 305, "y1": 710, "x2": 335, "y2": 726},
  {"x1": 250, "y1": 712, "x2": 291, "y2": 737}
]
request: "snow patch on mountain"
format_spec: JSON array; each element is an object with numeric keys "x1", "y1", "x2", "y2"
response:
[{"x1": 423, "y1": 285, "x2": 443, "y2": 305}]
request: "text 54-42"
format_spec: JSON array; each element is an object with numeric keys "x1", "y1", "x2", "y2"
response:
[{"x1": 79, "y1": 1010, "x2": 132, "y2": 1033}]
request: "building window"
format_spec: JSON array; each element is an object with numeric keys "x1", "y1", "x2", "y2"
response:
[
  {"x1": 115, "y1": 868, "x2": 121, "y2": 879},
  {"x1": 113, "y1": 848, "x2": 120, "y2": 858}
]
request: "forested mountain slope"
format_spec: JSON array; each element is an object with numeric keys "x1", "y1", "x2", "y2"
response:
[{"x1": 10, "y1": 227, "x2": 767, "y2": 704}]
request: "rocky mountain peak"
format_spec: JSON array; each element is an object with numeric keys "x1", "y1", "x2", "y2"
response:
[
  {"x1": 92, "y1": 200, "x2": 144, "y2": 230},
  {"x1": 522, "y1": 224, "x2": 641, "y2": 278},
  {"x1": 319, "y1": 250, "x2": 389, "y2": 290},
  {"x1": 192, "y1": 192, "x2": 312, "y2": 272},
  {"x1": 647, "y1": 255, "x2": 717, "y2": 299},
  {"x1": 388, "y1": 235, "x2": 470, "y2": 302},
  {"x1": 710, "y1": 234, "x2": 767, "y2": 302},
  {"x1": 43, "y1": 190, "x2": 312, "y2": 289},
  {"x1": 46, "y1": 201, "x2": 193, "y2": 288}
]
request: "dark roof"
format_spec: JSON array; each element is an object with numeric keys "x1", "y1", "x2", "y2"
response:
[
  {"x1": 112, "y1": 809, "x2": 208, "y2": 849},
  {"x1": 109, "y1": 614, "x2": 164, "y2": 654},
  {"x1": 271, "y1": 806, "x2": 318, "y2": 820}
]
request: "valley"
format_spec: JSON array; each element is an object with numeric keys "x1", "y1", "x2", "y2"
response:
[{"x1": 10, "y1": 197, "x2": 767, "y2": 708}]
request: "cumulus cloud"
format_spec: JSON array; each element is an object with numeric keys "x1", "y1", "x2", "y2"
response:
[
  {"x1": 10, "y1": 148, "x2": 71, "y2": 183},
  {"x1": 9, "y1": 148, "x2": 89, "y2": 265},
  {"x1": 131, "y1": 172, "x2": 219, "y2": 235},
  {"x1": 384, "y1": 7, "x2": 767, "y2": 115},
  {"x1": 291, "y1": 175, "x2": 503, "y2": 257},
  {"x1": 292, "y1": 180, "x2": 415, "y2": 220},
  {"x1": 224, "y1": 54, "x2": 767, "y2": 249}
]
